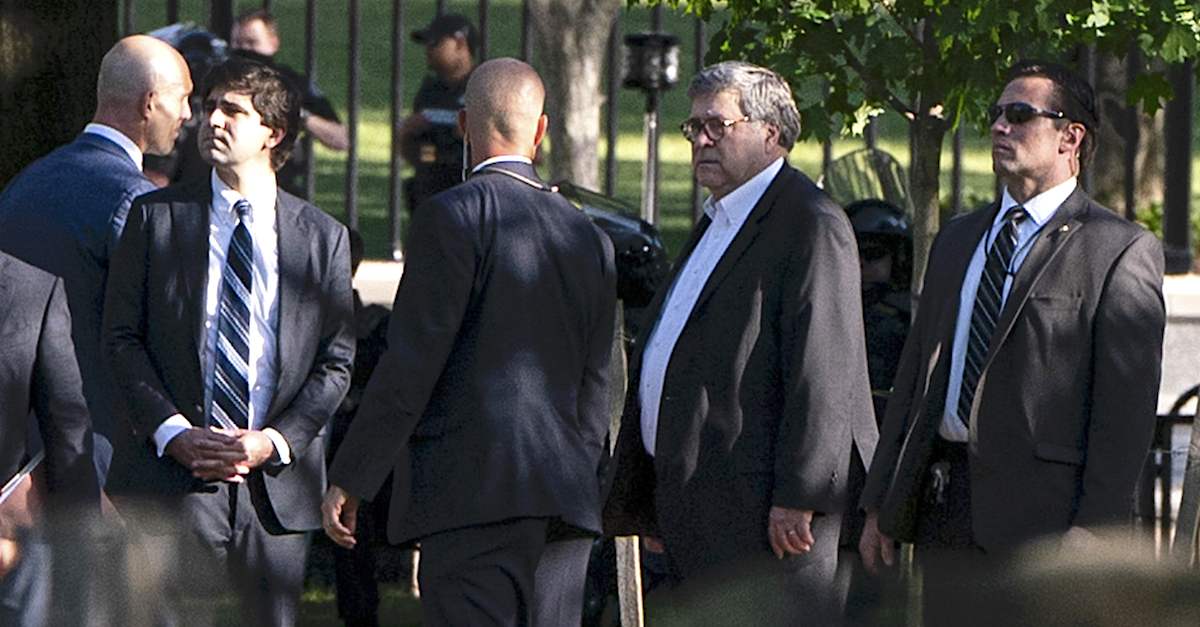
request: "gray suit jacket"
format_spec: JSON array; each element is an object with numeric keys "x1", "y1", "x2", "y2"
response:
[
  {"x1": 603, "y1": 163, "x2": 877, "y2": 579},
  {"x1": 861, "y1": 187, "x2": 1165, "y2": 551},
  {"x1": 0, "y1": 132, "x2": 157, "y2": 443},
  {"x1": 102, "y1": 180, "x2": 355, "y2": 531},
  {"x1": 0, "y1": 252, "x2": 97, "y2": 506}
]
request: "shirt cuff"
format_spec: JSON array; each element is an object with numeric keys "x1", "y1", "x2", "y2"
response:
[
  {"x1": 153, "y1": 415, "x2": 194, "y2": 457},
  {"x1": 262, "y1": 428, "x2": 291, "y2": 465}
]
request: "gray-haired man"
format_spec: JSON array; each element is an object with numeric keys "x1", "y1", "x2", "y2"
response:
[{"x1": 602, "y1": 60, "x2": 876, "y2": 625}]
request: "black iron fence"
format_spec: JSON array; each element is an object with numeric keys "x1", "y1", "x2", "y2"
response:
[{"x1": 119, "y1": 1, "x2": 1190, "y2": 271}]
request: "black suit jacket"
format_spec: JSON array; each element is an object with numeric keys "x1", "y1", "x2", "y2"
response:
[
  {"x1": 602, "y1": 163, "x2": 877, "y2": 578},
  {"x1": 102, "y1": 180, "x2": 355, "y2": 532},
  {"x1": 0, "y1": 252, "x2": 97, "y2": 505},
  {"x1": 861, "y1": 187, "x2": 1165, "y2": 551},
  {"x1": 329, "y1": 161, "x2": 618, "y2": 545}
]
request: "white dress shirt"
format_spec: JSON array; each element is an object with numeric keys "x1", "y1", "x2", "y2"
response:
[
  {"x1": 471, "y1": 154, "x2": 534, "y2": 173},
  {"x1": 939, "y1": 177, "x2": 1078, "y2": 441},
  {"x1": 153, "y1": 170, "x2": 290, "y2": 463},
  {"x1": 84, "y1": 123, "x2": 143, "y2": 171},
  {"x1": 639, "y1": 157, "x2": 784, "y2": 455}
]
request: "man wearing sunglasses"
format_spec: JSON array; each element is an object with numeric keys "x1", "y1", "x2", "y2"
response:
[
  {"x1": 859, "y1": 60, "x2": 1165, "y2": 626},
  {"x1": 603, "y1": 60, "x2": 876, "y2": 625}
]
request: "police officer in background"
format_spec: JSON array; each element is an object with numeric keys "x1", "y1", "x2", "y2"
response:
[
  {"x1": 400, "y1": 13, "x2": 478, "y2": 213},
  {"x1": 847, "y1": 198, "x2": 913, "y2": 399},
  {"x1": 839, "y1": 198, "x2": 911, "y2": 626}
]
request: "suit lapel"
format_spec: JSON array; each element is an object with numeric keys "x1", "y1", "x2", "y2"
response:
[
  {"x1": 687, "y1": 164, "x2": 791, "y2": 317},
  {"x1": 987, "y1": 188, "x2": 1087, "y2": 356},
  {"x1": 268, "y1": 193, "x2": 307, "y2": 418},
  {"x1": 928, "y1": 205, "x2": 999, "y2": 346}
]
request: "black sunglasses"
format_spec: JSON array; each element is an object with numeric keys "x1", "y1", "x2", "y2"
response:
[
  {"x1": 680, "y1": 116, "x2": 751, "y2": 143},
  {"x1": 988, "y1": 102, "x2": 1066, "y2": 125}
]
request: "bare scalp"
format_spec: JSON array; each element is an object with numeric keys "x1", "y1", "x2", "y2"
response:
[
  {"x1": 464, "y1": 58, "x2": 545, "y2": 147},
  {"x1": 96, "y1": 35, "x2": 189, "y2": 108}
]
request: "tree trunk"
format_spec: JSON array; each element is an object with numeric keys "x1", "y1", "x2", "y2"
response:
[
  {"x1": 1090, "y1": 51, "x2": 1165, "y2": 217},
  {"x1": 908, "y1": 112, "x2": 948, "y2": 300},
  {"x1": 528, "y1": 0, "x2": 620, "y2": 190}
]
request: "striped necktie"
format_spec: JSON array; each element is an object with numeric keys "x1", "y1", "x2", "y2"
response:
[
  {"x1": 957, "y1": 207, "x2": 1026, "y2": 428},
  {"x1": 212, "y1": 199, "x2": 253, "y2": 430}
]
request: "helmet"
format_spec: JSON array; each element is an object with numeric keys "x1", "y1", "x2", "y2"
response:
[
  {"x1": 845, "y1": 199, "x2": 912, "y2": 292},
  {"x1": 845, "y1": 198, "x2": 910, "y2": 240}
]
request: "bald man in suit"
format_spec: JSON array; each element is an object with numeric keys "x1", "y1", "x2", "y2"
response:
[
  {"x1": 0, "y1": 35, "x2": 193, "y2": 484},
  {"x1": 323, "y1": 58, "x2": 617, "y2": 627}
]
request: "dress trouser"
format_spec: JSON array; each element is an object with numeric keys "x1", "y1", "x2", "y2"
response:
[
  {"x1": 912, "y1": 437, "x2": 1004, "y2": 627},
  {"x1": 112, "y1": 480, "x2": 306, "y2": 627},
  {"x1": 418, "y1": 518, "x2": 595, "y2": 627},
  {"x1": 418, "y1": 518, "x2": 548, "y2": 627}
]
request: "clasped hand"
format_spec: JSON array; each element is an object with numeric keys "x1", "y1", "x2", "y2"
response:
[{"x1": 165, "y1": 427, "x2": 275, "y2": 483}]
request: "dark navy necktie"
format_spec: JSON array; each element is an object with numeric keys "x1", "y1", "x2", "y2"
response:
[
  {"x1": 957, "y1": 207, "x2": 1026, "y2": 428},
  {"x1": 212, "y1": 199, "x2": 253, "y2": 430}
]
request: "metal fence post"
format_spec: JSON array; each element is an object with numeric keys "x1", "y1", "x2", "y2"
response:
[
  {"x1": 345, "y1": 0, "x2": 361, "y2": 229},
  {"x1": 302, "y1": 0, "x2": 318, "y2": 201},
  {"x1": 605, "y1": 16, "x2": 620, "y2": 197},
  {"x1": 389, "y1": 0, "x2": 407, "y2": 261}
]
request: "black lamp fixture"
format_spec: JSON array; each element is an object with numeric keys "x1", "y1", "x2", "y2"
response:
[{"x1": 622, "y1": 33, "x2": 680, "y2": 226}]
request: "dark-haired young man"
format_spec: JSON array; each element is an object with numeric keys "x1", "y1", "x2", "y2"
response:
[
  {"x1": 859, "y1": 60, "x2": 1165, "y2": 626},
  {"x1": 103, "y1": 57, "x2": 354, "y2": 626}
]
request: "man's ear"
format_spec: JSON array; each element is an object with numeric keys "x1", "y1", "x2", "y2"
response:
[
  {"x1": 265, "y1": 125, "x2": 285, "y2": 150},
  {"x1": 142, "y1": 91, "x2": 157, "y2": 121},
  {"x1": 533, "y1": 114, "x2": 548, "y2": 149},
  {"x1": 1061, "y1": 122, "x2": 1085, "y2": 156}
]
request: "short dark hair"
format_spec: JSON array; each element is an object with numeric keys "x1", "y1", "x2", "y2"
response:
[
  {"x1": 1007, "y1": 59, "x2": 1099, "y2": 167},
  {"x1": 203, "y1": 56, "x2": 300, "y2": 172}
]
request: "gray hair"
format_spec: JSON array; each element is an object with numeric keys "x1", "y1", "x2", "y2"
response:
[{"x1": 688, "y1": 61, "x2": 800, "y2": 151}]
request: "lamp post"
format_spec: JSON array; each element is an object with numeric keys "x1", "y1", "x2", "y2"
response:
[{"x1": 622, "y1": 33, "x2": 679, "y2": 226}]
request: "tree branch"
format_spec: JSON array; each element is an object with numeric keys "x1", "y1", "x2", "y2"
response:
[
  {"x1": 875, "y1": 2, "x2": 921, "y2": 46},
  {"x1": 839, "y1": 39, "x2": 914, "y2": 119}
]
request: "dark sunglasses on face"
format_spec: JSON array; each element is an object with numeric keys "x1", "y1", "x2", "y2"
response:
[
  {"x1": 988, "y1": 102, "x2": 1066, "y2": 125},
  {"x1": 680, "y1": 116, "x2": 751, "y2": 143}
]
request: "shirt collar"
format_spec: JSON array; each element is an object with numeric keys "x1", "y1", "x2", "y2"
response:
[
  {"x1": 210, "y1": 169, "x2": 277, "y2": 226},
  {"x1": 704, "y1": 158, "x2": 784, "y2": 227},
  {"x1": 471, "y1": 155, "x2": 534, "y2": 174},
  {"x1": 999, "y1": 177, "x2": 1077, "y2": 229},
  {"x1": 84, "y1": 123, "x2": 143, "y2": 171}
]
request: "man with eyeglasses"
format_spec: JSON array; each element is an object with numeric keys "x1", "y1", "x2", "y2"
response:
[
  {"x1": 602, "y1": 60, "x2": 876, "y2": 625},
  {"x1": 858, "y1": 60, "x2": 1164, "y2": 626}
]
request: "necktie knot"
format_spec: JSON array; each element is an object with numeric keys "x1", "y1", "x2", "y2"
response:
[
  {"x1": 1004, "y1": 206, "x2": 1027, "y2": 228},
  {"x1": 233, "y1": 199, "x2": 251, "y2": 221}
]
